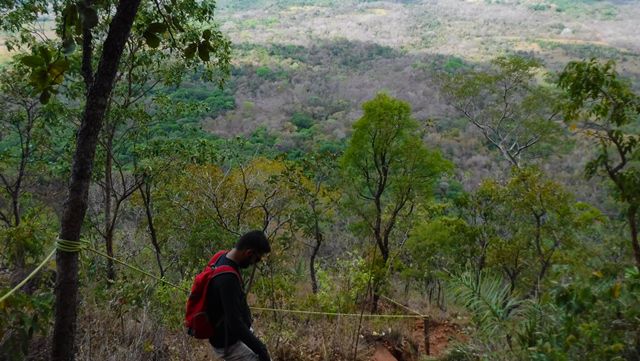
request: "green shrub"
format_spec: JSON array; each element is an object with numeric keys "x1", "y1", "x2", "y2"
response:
[
  {"x1": 0, "y1": 281, "x2": 54, "y2": 360},
  {"x1": 529, "y1": 4, "x2": 550, "y2": 11},
  {"x1": 169, "y1": 87, "x2": 235, "y2": 117},
  {"x1": 443, "y1": 57, "x2": 466, "y2": 73},
  {"x1": 290, "y1": 112, "x2": 314, "y2": 130},
  {"x1": 256, "y1": 66, "x2": 272, "y2": 78},
  {"x1": 527, "y1": 269, "x2": 640, "y2": 360}
]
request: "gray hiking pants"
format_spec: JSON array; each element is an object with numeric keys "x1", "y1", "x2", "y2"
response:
[{"x1": 213, "y1": 341, "x2": 259, "y2": 361}]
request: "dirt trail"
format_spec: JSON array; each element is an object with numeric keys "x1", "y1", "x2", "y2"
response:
[
  {"x1": 411, "y1": 319, "x2": 464, "y2": 357},
  {"x1": 372, "y1": 345, "x2": 399, "y2": 361},
  {"x1": 370, "y1": 318, "x2": 465, "y2": 361}
]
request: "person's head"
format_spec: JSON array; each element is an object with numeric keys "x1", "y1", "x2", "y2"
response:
[{"x1": 232, "y1": 230, "x2": 270, "y2": 268}]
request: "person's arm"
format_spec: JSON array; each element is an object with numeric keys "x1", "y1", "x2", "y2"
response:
[{"x1": 217, "y1": 274, "x2": 270, "y2": 361}]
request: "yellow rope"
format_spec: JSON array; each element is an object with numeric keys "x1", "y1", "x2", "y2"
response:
[
  {"x1": 380, "y1": 295, "x2": 426, "y2": 317},
  {"x1": 0, "y1": 249, "x2": 56, "y2": 304},
  {"x1": 250, "y1": 306, "x2": 424, "y2": 318},
  {"x1": 55, "y1": 239, "x2": 89, "y2": 252},
  {"x1": 1, "y1": 238, "x2": 425, "y2": 320},
  {"x1": 82, "y1": 245, "x2": 189, "y2": 293}
]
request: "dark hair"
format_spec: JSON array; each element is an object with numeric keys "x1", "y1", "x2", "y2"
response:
[{"x1": 235, "y1": 230, "x2": 271, "y2": 253}]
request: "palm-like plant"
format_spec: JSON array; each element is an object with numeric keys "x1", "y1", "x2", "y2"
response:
[{"x1": 448, "y1": 271, "x2": 531, "y2": 358}]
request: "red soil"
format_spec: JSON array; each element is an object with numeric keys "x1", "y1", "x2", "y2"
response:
[
  {"x1": 372, "y1": 344, "x2": 400, "y2": 361},
  {"x1": 411, "y1": 318, "x2": 465, "y2": 357},
  {"x1": 369, "y1": 318, "x2": 465, "y2": 361}
]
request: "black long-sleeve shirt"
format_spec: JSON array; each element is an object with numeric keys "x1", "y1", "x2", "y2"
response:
[{"x1": 206, "y1": 255, "x2": 270, "y2": 361}]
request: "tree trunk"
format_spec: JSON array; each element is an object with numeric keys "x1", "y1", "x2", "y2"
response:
[
  {"x1": 12, "y1": 191, "x2": 25, "y2": 272},
  {"x1": 11, "y1": 136, "x2": 27, "y2": 269},
  {"x1": 371, "y1": 292, "x2": 380, "y2": 313},
  {"x1": 309, "y1": 212, "x2": 322, "y2": 294},
  {"x1": 423, "y1": 317, "x2": 430, "y2": 356},
  {"x1": 12, "y1": 192, "x2": 20, "y2": 227},
  {"x1": 51, "y1": 0, "x2": 142, "y2": 359},
  {"x1": 497, "y1": 144, "x2": 520, "y2": 169},
  {"x1": 309, "y1": 242, "x2": 320, "y2": 294},
  {"x1": 504, "y1": 266, "x2": 519, "y2": 296},
  {"x1": 628, "y1": 205, "x2": 640, "y2": 273},
  {"x1": 532, "y1": 213, "x2": 544, "y2": 298},
  {"x1": 140, "y1": 181, "x2": 164, "y2": 277},
  {"x1": 105, "y1": 132, "x2": 115, "y2": 281},
  {"x1": 9, "y1": 187, "x2": 27, "y2": 287},
  {"x1": 370, "y1": 250, "x2": 388, "y2": 313}
]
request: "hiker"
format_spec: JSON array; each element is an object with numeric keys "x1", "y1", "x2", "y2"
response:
[{"x1": 207, "y1": 230, "x2": 271, "y2": 361}]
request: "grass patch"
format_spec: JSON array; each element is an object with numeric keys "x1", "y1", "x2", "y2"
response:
[
  {"x1": 529, "y1": 0, "x2": 619, "y2": 19},
  {"x1": 536, "y1": 40, "x2": 635, "y2": 60}
]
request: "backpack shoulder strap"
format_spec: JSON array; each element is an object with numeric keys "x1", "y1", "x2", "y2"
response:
[
  {"x1": 207, "y1": 250, "x2": 229, "y2": 268},
  {"x1": 211, "y1": 265, "x2": 242, "y2": 283},
  {"x1": 206, "y1": 250, "x2": 242, "y2": 282}
]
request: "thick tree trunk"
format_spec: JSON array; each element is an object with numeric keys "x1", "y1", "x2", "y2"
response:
[{"x1": 51, "y1": 0, "x2": 142, "y2": 359}]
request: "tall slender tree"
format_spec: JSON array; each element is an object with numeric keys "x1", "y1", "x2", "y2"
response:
[
  {"x1": 341, "y1": 93, "x2": 451, "y2": 310},
  {"x1": 285, "y1": 151, "x2": 339, "y2": 294}
]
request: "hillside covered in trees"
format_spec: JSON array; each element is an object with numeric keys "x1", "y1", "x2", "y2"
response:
[{"x1": 1, "y1": 0, "x2": 640, "y2": 360}]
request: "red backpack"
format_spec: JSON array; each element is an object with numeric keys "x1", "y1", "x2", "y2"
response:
[{"x1": 185, "y1": 250, "x2": 241, "y2": 339}]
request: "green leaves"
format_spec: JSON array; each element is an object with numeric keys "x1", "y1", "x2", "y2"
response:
[
  {"x1": 79, "y1": 5, "x2": 98, "y2": 29},
  {"x1": 183, "y1": 43, "x2": 197, "y2": 59},
  {"x1": 62, "y1": 4, "x2": 79, "y2": 32},
  {"x1": 559, "y1": 59, "x2": 639, "y2": 127},
  {"x1": 61, "y1": 37, "x2": 76, "y2": 55},
  {"x1": 449, "y1": 272, "x2": 525, "y2": 338},
  {"x1": 197, "y1": 41, "x2": 210, "y2": 61},
  {"x1": 143, "y1": 31, "x2": 161, "y2": 48},
  {"x1": 48, "y1": 59, "x2": 69, "y2": 84},
  {"x1": 182, "y1": 40, "x2": 212, "y2": 61},
  {"x1": 60, "y1": 2, "x2": 98, "y2": 54},
  {"x1": 143, "y1": 22, "x2": 168, "y2": 48},
  {"x1": 342, "y1": 93, "x2": 451, "y2": 202},
  {"x1": 20, "y1": 55, "x2": 44, "y2": 68},
  {"x1": 533, "y1": 271, "x2": 640, "y2": 360},
  {"x1": 182, "y1": 28, "x2": 230, "y2": 62},
  {"x1": 440, "y1": 55, "x2": 564, "y2": 168},
  {"x1": 146, "y1": 22, "x2": 167, "y2": 34},
  {"x1": 559, "y1": 60, "x2": 640, "y2": 206},
  {"x1": 341, "y1": 93, "x2": 451, "y2": 268},
  {"x1": 19, "y1": 47, "x2": 70, "y2": 104}
]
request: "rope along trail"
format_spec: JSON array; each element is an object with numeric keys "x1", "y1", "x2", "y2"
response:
[{"x1": 1, "y1": 239, "x2": 424, "y2": 319}]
